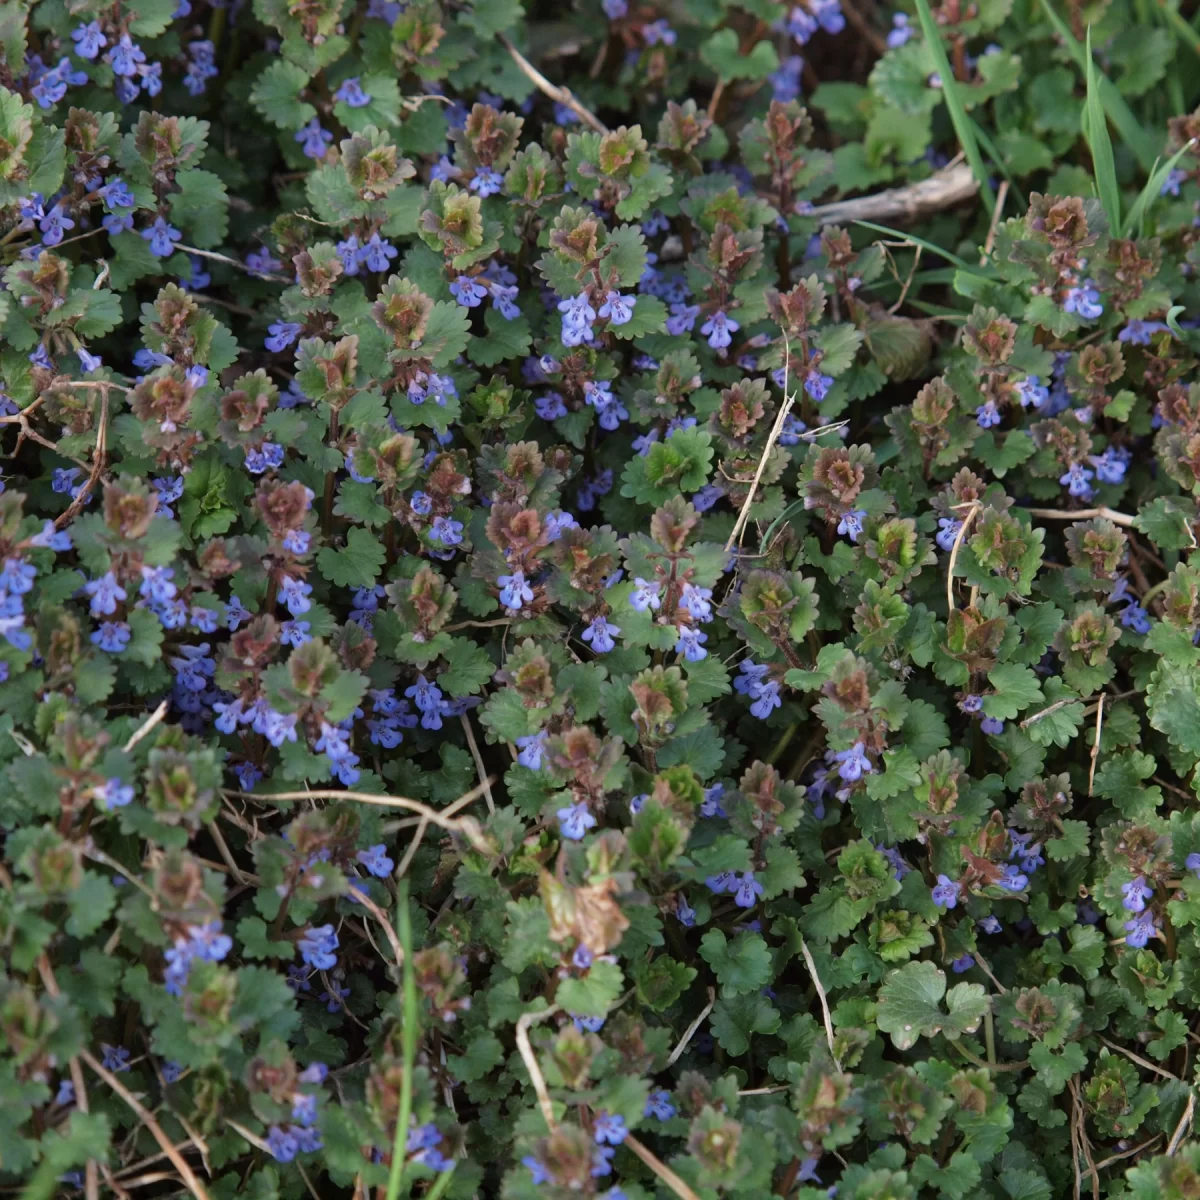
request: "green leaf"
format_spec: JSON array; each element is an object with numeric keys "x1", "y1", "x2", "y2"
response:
[
  {"x1": 700, "y1": 29, "x2": 780, "y2": 83},
  {"x1": 447, "y1": 1031, "x2": 505, "y2": 1082},
  {"x1": 983, "y1": 663, "x2": 1043, "y2": 720},
  {"x1": 316, "y1": 527, "x2": 387, "y2": 588},
  {"x1": 251, "y1": 60, "x2": 317, "y2": 130},
  {"x1": 710, "y1": 992, "x2": 781, "y2": 1055},
  {"x1": 699, "y1": 929, "x2": 774, "y2": 995},
  {"x1": 469, "y1": 308, "x2": 531, "y2": 367},
  {"x1": 439, "y1": 639, "x2": 494, "y2": 697},
  {"x1": 631, "y1": 955, "x2": 698, "y2": 1012},
  {"x1": 168, "y1": 169, "x2": 230, "y2": 249},
  {"x1": 555, "y1": 961, "x2": 623, "y2": 1017},
  {"x1": 876, "y1": 959, "x2": 988, "y2": 1049}
]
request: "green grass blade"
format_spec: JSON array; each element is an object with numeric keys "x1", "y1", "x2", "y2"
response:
[
  {"x1": 970, "y1": 117, "x2": 1029, "y2": 212},
  {"x1": 386, "y1": 883, "x2": 419, "y2": 1200},
  {"x1": 1122, "y1": 139, "x2": 1197, "y2": 236},
  {"x1": 423, "y1": 1167, "x2": 458, "y2": 1200},
  {"x1": 1038, "y1": 0, "x2": 1158, "y2": 172},
  {"x1": 1083, "y1": 27, "x2": 1121, "y2": 232},
  {"x1": 852, "y1": 220, "x2": 992, "y2": 274},
  {"x1": 912, "y1": 0, "x2": 995, "y2": 214},
  {"x1": 1161, "y1": 1, "x2": 1200, "y2": 57}
]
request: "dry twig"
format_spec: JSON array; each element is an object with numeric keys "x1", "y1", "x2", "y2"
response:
[
  {"x1": 624, "y1": 1134, "x2": 702, "y2": 1200},
  {"x1": 1169, "y1": 1092, "x2": 1196, "y2": 1155},
  {"x1": 798, "y1": 936, "x2": 842, "y2": 1072},
  {"x1": 1023, "y1": 505, "x2": 1136, "y2": 528},
  {"x1": 1088, "y1": 695, "x2": 1105, "y2": 796},
  {"x1": 666, "y1": 987, "x2": 716, "y2": 1066},
  {"x1": 945, "y1": 501, "x2": 981, "y2": 614},
  {"x1": 460, "y1": 713, "x2": 496, "y2": 814},
  {"x1": 497, "y1": 33, "x2": 607, "y2": 133},
  {"x1": 81, "y1": 1050, "x2": 213, "y2": 1200},
  {"x1": 124, "y1": 699, "x2": 170, "y2": 752},
  {"x1": 806, "y1": 162, "x2": 979, "y2": 227},
  {"x1": 514, "y1": 1006, "x2": 561, "y2": 1130}
]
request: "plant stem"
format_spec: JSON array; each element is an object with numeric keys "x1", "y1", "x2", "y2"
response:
[{"x1": 386, "y1": 883, "x2": 418, "y2": 1200}]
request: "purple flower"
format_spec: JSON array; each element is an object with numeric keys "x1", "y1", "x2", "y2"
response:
[
  {"x1": 936, "y1": 517, "x2": 962, "y2": 552},
  {"x1": 357, "y1": 844, "x2": 394, "y2": 878},
  {"x1": 887, "y1": 12, "x2": 912, "y2": 46},
  {"x1": 700, "y1": 310, "x2": 738, "y2": 351},
  {"x1": 558, "y1": 802, "x2": 597, "y2": 840},
  {"x1": 931, "y1": 874, "x2": 960, "y2": 908},
  {"x1": 39, "y1": 203, "x2": 75, "y2": 247},
  {"x1": 265, "y1": 322, "x2": 302, "y2": 352},
  {"x1": 733, "y1": 871, "x2": 764, "y2": 908},
  {"x1": 450, "y1": 275, "x2": 487, "y2": 307},
  {"x1": 1119, "y1": 319, "x2": 1171, "y2": 345},
  {"x1": 334, "y1": 77, "x2": 372, "y2": 107},
  {"x1": 837, "y1": 509, "x2": 867, "y2": 542},
  {"x1": 674, "y1": 625, "x2": 708, "y2": 662},
  {"x1": 1121, "y1": 875, "x2": 1153, "y2": 913},
  {"x1": 833, "y1": 742, "x2": 873, "y2": 782},
  {"x1": 749, "y1": 679, "x2": 782, "y2": 719},
  {"x1": 72, "y1": 21, "x2": 107, "y2": 57},
  {"x1": 295, "y1": 118, "x2": 333, "y2": 159},
  {"x1": 951, "y1": 954, "x2": 975, "y2": 973},
  {"x1": 266, "y1": 1126, "x2": 299, "y2": 1163},
  {"x1": 1161, "y1": 167, "x2": 1186, "y2": 197},
  {"x1": 559, "y1": 293, "x2": 597, "y2": 345},
  {"x1": 1059, "y1": 463, "x2": 1095, "y2": 499},
  {"x1": 91, "y1": 621, "x2": 131, "y2": 653},
  {"x1": 359, "y1": 233, "x2": 397, "y2": 272},
  {"x1": 1063, "y1": 280, "x2": 1103, "y2": 321},
  {"x1": 93, "y1": 778, "x2": 134, "y2": 809},
  {"x1": 100, "y1": 1044, "x2": 131, "y2": 1072},
  {"x1": 1124, "y1": 909, "x2": 1157, "y2": 948},
  {"x1": 516, "y1": 730, "x2": 548, "y2": 770},
  {"x1": 598, "y1": 290, "x2": 635, "y2": 325},
  {"x1": 1015, "y1": 375, "x2": 1049, "y2": 408},
  {"x1": 999, "y1": 864, "x2": 1028, "y2": 891},
  {"x1": 666, "y1": 303, "x2": 700, "y2": 335},
  {"x1": 645, "y1": 1090, "x2": 676, "y2": 1120},
  {"x1": 278, "y1": 576, "x2": 312, "y2": 616},
  {"x1": 582, "y1": 614, "x2": 620, "y2": 653},
  {"x1": 980, "y1": 716, "x2": 1004, "y2": 735},
  {"x1": 593, "y1": 1113, "x2": 627, "y2": 1145},
  {"x1": 141, "y1": 217, "x2": 181, "y2": 258},
  {"x1": 470, "y1": 167, "x2": 504, "y2": 196},
  {"x1": 976, "y1": 399, "x2": 1002, "y2": 429},
  {"x1": 497, "y1": 570, "x2": 534, "y2": 611},
  {"x1": 1187, "y1": 852, "x2": 1200, "y2": 879},
  {"x1": 644, "y1": 18, "x2": 676, "y2": 44},
  {"x1": 84, "y1": 572, "x2": 127, "y2": 617},
  {"x1": 297, "y1": 924, "x2": 339, "y2": 970},
  {"x1": 109, "y1": 35, "x2": 145, "y2": 76}
]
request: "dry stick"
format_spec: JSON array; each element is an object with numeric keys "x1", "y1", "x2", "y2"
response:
[
  {"x1": 1088, "y1": 694, "x2": 1105, "y2": 796},
  {"x1": 395, "y1": 814, "x2": 429, "y2": 879},
  {"x1": 945, "y1": 501, "x2": 981, "y2": 615},
  {"x1": 81, "y1": 1050, "x2": 213, "y2": 1200},
  {"x1": 805, "y1": 162, "x2": 979, "y2": 226},
  {"x1": 666, "y1": 987, "x2": 716, "y2": 1066},
  {"x1": 1093, "y1": 1134, "x2": 1161, "y2": 1171},
  {"x1": 1021, "y1": 694, "x2": 1089, "y2": 729},
  {"x1": 726, "y1": 340, "x2": 794, "y2": 554},
  {"x1": 223, "y1": 781, "x2": 494, "y2": 839},
  {"x1": 460, "y1": 713, "x2": 496, "y2": 814},
  {"x1": 1098, "y1": 1035, "x2": 1182, "y2": 1082},
  {"x1": 351, "y1": 888, "x2": 406, "y2": 968},
  {"x1": 624, "y1": 1134, "x2": 703, "y2": 1200},
  {"x1": 53, "y1": 382, "x2": 111, "y2": 530},
  {"x1": 124, "y1": 699, "x2": 170, "y2": 752},
  {"x1": 1169, "y1": 1091, "x2": 1196, "y2": 1155},
  {"x1": 798, "y1": 936, "x2": 842, "y2": 1073},
  {"x1": 514, "y1": 1006, "x2": 561, "y2": 1131},
  {"x1": 979, "y1": 179, "x2": 1009, "y2": 264},
  {"x1": 1023, "y1": 505, "x2": 1136, "y2": 528},
  {"x1": 34, "y1": 956, "x2": 98, "y2": 1200},
  {"x1": 177, "y1": 244, "x2": 291, "y2": 283},
  {"x1": 496, "y1": 33, "x2": 608, "y2": 134}
]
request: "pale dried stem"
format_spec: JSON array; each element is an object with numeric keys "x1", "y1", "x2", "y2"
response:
[
  {"x1": 666, "y1": 987, "x2": 715, "y2": 1066},
  {"x1": 460, "y1": 713, "x2": 496, "y2": 814},
  {"x1": 1024, "y1": 505, "x2": 1136, "y2": 528},
  {"x1": 497, "y1": 33, "x2": 608, "y2": 133},
  {"x1": 624, "y1": 1134, "x2": 702, "y2": 1200},
  {"x1": 124, "y1": 699, "x2": 170, "y2": 752},
  {"x1": 798, "y1": 936, "x2": 842, "y2": 1073},
  {"x1": 81, "y1": 1050, "x2": 213, "y2": 1200},
  {"x1": 945, "y1": 501, "x2": 981, "y2": 615},
  {"x1": 1169, "y1": 1092, "x2": 1196, "y2": 1155},
  {"x1": 514, "y1": 1006, "x2": 561, "y2": 1131},
  {"x1": 1088, "y1": 694, "x2": 1105, "y2": 796}
]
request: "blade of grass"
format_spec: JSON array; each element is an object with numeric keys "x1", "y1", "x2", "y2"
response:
[
  {"x1": 912, "y1": 0, "x2": 995, "y2": 214},
  {"x1": 971, "y1": 117, "x2": 1029, "y2": 211},
  {"x1": 1168, "y1": 0, "x2": 1200, "y2": 51},
  {"x1": 386, "y1": 883, "x2": 417, "y2": 1200},
  {"x1": 1038, "y1": 0, "x2": 1158, "y2": 172},
  {"x1": 1122, "y1": 139, "x2": 1197, "y2": 236},
  {"x1": 423, "y1": 1167, "x2": 457, "y2": 1200},
  {"x1": 1083, "y1": 27, "x2": 1121, "y2": 232},
  {"x1": 852, "y1": 220, "x2": 993, "y2": 273}
]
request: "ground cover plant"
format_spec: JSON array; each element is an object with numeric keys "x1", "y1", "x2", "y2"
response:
[{"x1": 11, "y1": 0, "x2": 1200, "y2": 1197}]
